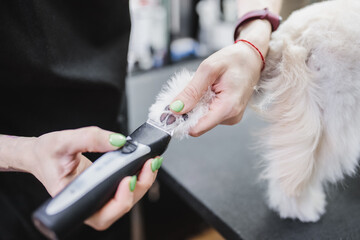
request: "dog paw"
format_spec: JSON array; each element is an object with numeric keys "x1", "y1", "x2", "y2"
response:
[{"x1": 267, "y1": 180, "x2": 326, "y2": 222}]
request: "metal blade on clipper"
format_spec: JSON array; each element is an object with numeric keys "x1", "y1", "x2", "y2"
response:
[
  {"x1": 148, "y1": 105, "x2": 189, "y2": 136},
  {"x1": 146, "y1": 119, "x2": 173, "y2": 136}
]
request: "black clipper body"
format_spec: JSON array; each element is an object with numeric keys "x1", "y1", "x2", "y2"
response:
[{"x1": 32, "y1": 121, "x2": 171, "y2": 240}]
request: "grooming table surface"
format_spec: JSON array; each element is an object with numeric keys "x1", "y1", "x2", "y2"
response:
[{"x1": 126, "y1": 59, "x2": 360, "y2": 240}]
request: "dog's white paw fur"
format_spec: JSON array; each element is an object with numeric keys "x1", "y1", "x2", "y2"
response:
[
  {"x1": 267, "y1": 179, "x2": 326, "y2": 222},
  {"x1": 253, "y1": 0, "x2": 360, "y2": 222}
]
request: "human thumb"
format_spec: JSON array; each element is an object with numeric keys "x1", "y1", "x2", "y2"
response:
[{"x1": 169, "y1": 66, "x2": 217, "y2": 114}]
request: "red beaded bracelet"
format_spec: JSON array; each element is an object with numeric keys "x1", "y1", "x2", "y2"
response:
[{"x1": 235, "y1": 39, "x2": 265, "y2": 71}]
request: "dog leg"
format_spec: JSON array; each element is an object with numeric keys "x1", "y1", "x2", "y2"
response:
[{"x1": 254, "y1": 39, "x2": 326, "y2": 221}]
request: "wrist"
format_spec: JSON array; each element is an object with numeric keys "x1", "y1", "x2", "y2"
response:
[
  {"x1": 235, "y1": 19, "x2": 272, "y2": 56},
  {"x1": 234, "y1": 6, "x2": 282, "y2": 56},
  {"x1": 0, "y1": 135, "x2": 37, "y2": 173}
]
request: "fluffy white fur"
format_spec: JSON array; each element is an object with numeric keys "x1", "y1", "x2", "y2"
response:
[
  {"x1": 148, "y1": 0, "x2": 360, "y2": 223},
  {"x1": 253, "y1": 0, "x2": 360, "y2": 222},
  {"x1": 148, "y1": 69, "x2": 215, "y2": 138}
]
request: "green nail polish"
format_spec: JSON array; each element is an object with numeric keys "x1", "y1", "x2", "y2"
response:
[
  {"x1": 151, "y1": 158, "x2": 159, "y2": 172},
  {"x1": 170, "y1": 100, "x2": 184, "y2": 112},
  {"x1": 129, "y1": 175, "x2": 137, "y2": 192},
  {"x1": 109, "y1": 133, "x2": 126, "y2": 148},
  {"x1": 156, "y1": 156, "x2": 164, "y2": 170}
]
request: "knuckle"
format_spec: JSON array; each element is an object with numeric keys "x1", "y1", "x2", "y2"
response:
[
  {"x1": 221, "y1": 99, "x2": 245, "y2": 125},
  {"x1": 231, "y1": 107, "x2": 243, "y2": 119},
  {"x1": 92, "y1": 224, "x2": 103, "y2": 231},
  {"x1": 42, "y1": 137, "x2": 62, "y2": 155},
  {"x1": 234, "y1": 114, "x2": 244, "y2": 124},
  {"x1": 190, "y1": 129, "x2": 202, "y2": 137},
  {"x1": 226, "y1": 117, "x2": 241, "y2": 125},
  {"x1": 183, "y1": 84, "x2": 200, "y2": 101},
  {"x1": 89, "y1": 221, "x2": 109, "y2": 231},
  {"x1": 199, "y1": 58, "x2": 218, "y2": 74},
  {"x1": 143, "y1": 181, "x2": 153, "y2": 190},
  {"x1": 123, "y1": 200, "x2": 133, "y2": 213},
  {"x1": 225, "y1": 110, "x2": 244, "y2": 125},
  {"x1": 97, "y1": 222, "x2": 111, "y2": 231},
  {"x1": 84, "y1": 126, "x2": 102, "y2": 136},
  {"x1": 82, "y1": 126, "x2": 102, "y2": 143}
]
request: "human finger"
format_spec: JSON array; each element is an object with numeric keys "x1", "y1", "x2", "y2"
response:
[
  {"x1": 84, "y1": 176, "x2": 134, "y2": 231},
  {"x1": 132, "y1": 158, "x2": 160, "y2": 202},
  {"x1": 188, "y1": 96, "x2": 232, "y2": 137},
  {"x1": 62, "y1": 126, "x2": 126, "y2": 154},
  {"x1": 169, "y1": 58, "x2": 224, "y2": 114}
]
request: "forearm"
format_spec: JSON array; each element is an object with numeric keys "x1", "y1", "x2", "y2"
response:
[
  {"x1": 235, "y1": 0, "x2": 283, "y2": 55},
  {"x1": 0, "y1": 135, "x2": 34, "y2": 172}
]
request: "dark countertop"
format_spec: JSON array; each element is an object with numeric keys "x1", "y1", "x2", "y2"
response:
[{"x1": 126, "y1": 59, "x2": 360, "y2": 240}]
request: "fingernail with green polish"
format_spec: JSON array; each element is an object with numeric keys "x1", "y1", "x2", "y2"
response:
[
  {"x1": 170, "y1": 100, "x2": 184, "y2": 113},
  {"x1": 129, "y1": 175, "x2": 137, "y2": 192},
  {"x1": 151, "y1": 158, "x2": 160, "y2": 172},
  {"x1": 109, "y1": 133, "x2": 126, "y2": 148},
  {"x1": 156, "y1": 156, "x2": 164, "y2": 170}
]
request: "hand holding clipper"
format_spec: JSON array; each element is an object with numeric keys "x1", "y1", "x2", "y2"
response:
[{"x1": 33, "y1": 69, "x2": 215, "y2": 239}]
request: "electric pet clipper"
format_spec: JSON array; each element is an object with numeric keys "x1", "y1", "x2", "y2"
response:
[{"x1": 32, "y1": 70, "x2": 215, "y2": 239}]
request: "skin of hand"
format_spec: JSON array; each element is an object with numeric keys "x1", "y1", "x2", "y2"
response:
[
  {"x1": 170, "y1": 19, "x2": 273, "y2": 137},
  {"x1": 0, "y1": 126, "x2": 158, "y2": 231}
]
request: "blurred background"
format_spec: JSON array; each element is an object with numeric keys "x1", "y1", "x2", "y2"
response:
[
  {"x1": 126, "y1": 0, "x2": 323, "y2": 75},
  {"x1": 127, "y1": 0, "x2": 234, "y2": 74}
]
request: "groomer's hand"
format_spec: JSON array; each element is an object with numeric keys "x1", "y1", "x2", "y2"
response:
[
  {"x1": 25, "y1": 126, "x2": 160, "y2": 230},
  {"x1": 169, "y1": 20, "x2": 272, "y2": 137}
]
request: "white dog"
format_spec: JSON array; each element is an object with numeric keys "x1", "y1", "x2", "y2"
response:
[
  {"x1": 253, "y1": 0, "x2": 360, "y2": 222},
  {"x1": 148, "y1": 0, "x2": 360, "y2": 223}
]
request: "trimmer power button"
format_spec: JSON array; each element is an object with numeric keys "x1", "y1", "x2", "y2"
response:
[{"x1": 121, "y1": 140, "x2": 138, "y2": 154}]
